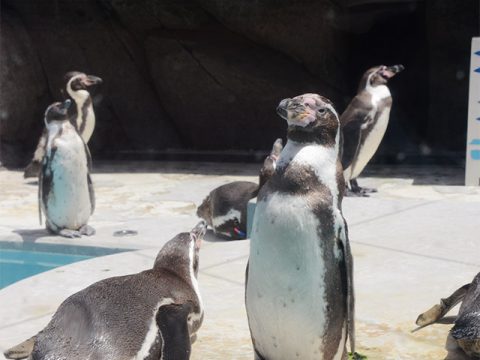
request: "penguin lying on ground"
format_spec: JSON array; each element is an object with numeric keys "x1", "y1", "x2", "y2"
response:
[
  {"x1": 196, "y1": 138, "x2": 283, "y2": 240},
  {"x1": 39, "y1": 99, "x2": 95, "y2": 238},
  {"x1": 24, "y1": 71, "x2": 102, "y2": 178},
  {"x1": 341, "y1": 64, "x2": 404, "y2": 196},
  {"x1": 4, "y1": 221, "x2": 207, "y2": 360},
  {"x1": 246, "y1": 94, "x2": 356, "y2": 359},
  {"x1": 414, "y1": 272, "x2": 480, "y2": 360}
]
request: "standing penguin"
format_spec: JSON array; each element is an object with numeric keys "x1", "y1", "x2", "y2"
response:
[
  {"x1": 246, "y1": 94, "x2": 355, "y2": 359},
  {"x1": 415, "y1": 272, "x2": 480, "y2": 359},
  {"x1": 196, "y1": 138, "x2": 283, "y2": 240},
  {"x1": 4, "y1": 222, "x2": 207, "y2": 360},
  {"x1": 24, "y1": 71, "x2": 102, "y2": 178},
  {"x1": 341, "y1": 64, "x2": 404, "y2": 196},
  {"x1": 39, "y1": 99, "x2": 95, "y2": 238}
]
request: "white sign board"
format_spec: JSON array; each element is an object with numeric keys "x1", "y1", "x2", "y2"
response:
[{"x1": 465, "y1": 37, "x2": 480, "y2": 186}]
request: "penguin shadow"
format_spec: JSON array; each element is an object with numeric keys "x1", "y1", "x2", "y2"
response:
[
  {"x1": 24, "y1": 180, "x2": 39, "y2": 186},
  {"x1": 203, "y1": 229, "x2": 244, "y2": 243},
  {"x1": 12, "y1": 228, "x2": 51, "y2": 244}
]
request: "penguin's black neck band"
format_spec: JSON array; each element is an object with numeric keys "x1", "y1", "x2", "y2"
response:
[{"x1": 287, "y1": 127, "x2": 336, "y2": 148}]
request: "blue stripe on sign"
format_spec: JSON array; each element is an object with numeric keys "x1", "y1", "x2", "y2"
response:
[
  {"x1": 477, "y1": 117, "x2": 480, "y2": 121},
  {"x1": 470, "y1": 139, "x2": 480, "y2": 145},
  {"x1": 471, "y1": 150, "x2": 480, "y2": 160},
  {"x1": 475, "y1": 68, "x2": 480, "y2": 73},
  {"x1": 475, "y1": 50, "x2": 480, "y2": 56}
]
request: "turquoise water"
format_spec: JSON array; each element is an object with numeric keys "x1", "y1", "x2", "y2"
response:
[{"x1": 0, "y1": 242, "x2": 130, "y2": 289}]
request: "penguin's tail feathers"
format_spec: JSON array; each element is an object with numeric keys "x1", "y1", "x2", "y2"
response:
[{"x1": 4, "y1": 336, "x2": 35, "y2": 359}]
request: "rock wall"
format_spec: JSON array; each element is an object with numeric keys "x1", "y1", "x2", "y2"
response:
[
  {"x1": 0, "y1": 0, "x2": 478, "y2": 167},
  {"x1": 0, "y1": 0, "x2": 346, "y2": 167}
]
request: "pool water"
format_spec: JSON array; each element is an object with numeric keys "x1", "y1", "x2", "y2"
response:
[{"x1": 0, "y1": 242, "x2": 130, "y2": 289}]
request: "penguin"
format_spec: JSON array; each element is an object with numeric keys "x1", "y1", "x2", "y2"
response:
[
  {"x1": 196, "y1": 138, "x2": 283, "y2": 240},
  {"x1": 246, "y1": 94, "x2": 355, "y2": 360},
  {"x1": 39, "y1": 99, "x2": 95, "y2": 238},
  {"x1": 24, "y1": 71, "x2": 102, "y2": 178},
  {"x1": 3, "y1": 221, "x2": 207, "y2": 360},
  {"x1": 415, "y1": 272, "x2": 480, "y2": 359},
  {"x1": 341, "y1": 64, "x2": 404, "y2": 196}
]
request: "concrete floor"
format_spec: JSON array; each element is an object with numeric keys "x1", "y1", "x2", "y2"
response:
[{"x1": 0, "y1": 162, "x2": 479, "y2": 359}]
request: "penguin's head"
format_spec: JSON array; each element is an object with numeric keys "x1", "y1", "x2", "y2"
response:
[
  {"x1": 276, "y1": 93, "x2": 339, "y2": 144},
  {"x1": 64, "y1": 71, "x2": 103, "y2": 99},
  {"x1": 196, "y1": 196, "x2": 213, "y2": 226},
  {"x1": 44, "y1": 99, "x2": 72, "y2": 126},
  {"x1": 154, "y1": 221, "x2": 207, "y2": 278},
  {"x1": 364, "y1": 64, "x2": 404, "y2": 88}
]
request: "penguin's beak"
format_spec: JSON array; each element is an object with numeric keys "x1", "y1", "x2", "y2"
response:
[
  {"x1": 84, "y1": 75, "x2": 103, "y2": 87},
  {"x1": 276, "y1": 99, "x2": 290, "y2": 120},
  {"x1": 191, "y1": 221, "x2": 207, "y2": 248},
  {"x1": 381, "y1": 64, "x2": 405, "y2": 79},
  {"x1": 60, "y1": 99, "x2": 72, "y2": 112}
]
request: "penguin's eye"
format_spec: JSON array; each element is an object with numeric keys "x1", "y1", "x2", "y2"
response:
[{"x1": 317, "y1": 108, "x2": 326, "y2": 114}]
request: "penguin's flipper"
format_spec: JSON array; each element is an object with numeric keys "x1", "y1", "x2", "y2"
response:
[
  {"x1": 157, "y1": 303, "x2": 193, "y2": 360},
  {"x1": 84, "y1": 143, "x2": 95, "y2": 214},
  {"x1": 3, "y1": 336, "x2": 36, "y2": 359},
  {"x1": 39, "y1": 151, "x2": 55, "y2": 226},
  {"x1": 338, "y1": 220, "x2": 355, "y2": 354},
  {"x1": 340, "y1": 95, "x2": 373, "y2": 172},
  {"x1": 415, "y1": 283, "x2": 470, "y2": 328},
  {"x1": 38, "y1": 165, "x2": 43, "y2": 226}
]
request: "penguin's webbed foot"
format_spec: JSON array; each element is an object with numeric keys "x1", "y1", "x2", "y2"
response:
[
  {"x1": 415, "y1": 303, "x2": 446, "y2": 327},
  {"x1": 58, "y1": 229, "x2": 82, "y2": 238},
  {"x1": 345, "y1": 188, "x2": 370, "y2": 197},
  {"x1": 346, "y1": 179, "x2": 377, "y2": 197},
  {"x1": 79, "y1": 225, "x2": 96, "y2": 237}
]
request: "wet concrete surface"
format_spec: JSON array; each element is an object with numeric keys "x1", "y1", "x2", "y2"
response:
[{"x1": 0, "y1": 162, "x2": 479, "y2": 359}]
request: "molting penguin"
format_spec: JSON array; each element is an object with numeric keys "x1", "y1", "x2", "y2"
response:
[
  {"x1": 24, "y1": 71, "x2": 102, "y2": 178},
  {"x1": 39, "y1": 99, "x2": 95, "y2": 238},
  {"x1": 341, "y1": 64, "x2": 404, "y2": 196},
  {"x1": 4, "y1": 222, "x2": 207, "y2": 360},
  {"x1": 415, "y1": 272, "x2": 480, "y2": 359},
  {"x1": 246, "y1": 94, "x2": 355, "y2": 359},
  {"x1": 196, "y1": 138, "x2": 283, "y2": 240}
]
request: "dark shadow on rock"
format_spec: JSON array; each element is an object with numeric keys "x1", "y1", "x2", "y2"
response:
[
  {"x1": 12, "y1": 228, "x2": 50, "y2": 244},
  {"x1": 92, "y1": 160, "x2": 262, "y2": 176},
  {"x1": 361, "y1": 165, "x2": 464, "y2": 186}
]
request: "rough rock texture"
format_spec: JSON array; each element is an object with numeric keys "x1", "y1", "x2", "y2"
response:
[
  {"x1": 0, "y1": 10, "x2": 50, "y2": 167},
  {"x1": 195, "y1": 0, "x2": 350, "y2": 92},
  {"x1": 146, "y1": 29, "x2": 325, "y2": 149},
  {"x1": 0, "y1": 0, "x2": 478, "y2": 167}
]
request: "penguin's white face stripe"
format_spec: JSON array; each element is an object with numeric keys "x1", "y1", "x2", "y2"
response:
[
  {"x1": 188, "y1": 240, "x2": 203, "y2": 314},
  {"x1": 67, "y1": 75, "x2": 90, "y2": 101},
  {"x1": 132, "y1": 298, "x2": 174, "y2": 360},
  {"x1": 212, "y1": 209, "x2": 241, "y2": 228}
]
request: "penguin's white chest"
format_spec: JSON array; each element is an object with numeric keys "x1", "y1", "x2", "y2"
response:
[
  {"x1": 44, "y1": 129, "x2": 91, "y2": 229},
  {"x1": 247, "y1": 193, "x2": 330, "y2": 359},
  {"x1": 350, "y1": 86, "x2": 391, "y2": 179}
]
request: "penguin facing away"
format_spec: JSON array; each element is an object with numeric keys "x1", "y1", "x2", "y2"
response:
[
  {"x1": 3, "y1": 221, "x2": 207, "y2": 360},
  {"x1": 246, "y1": 94, "x2": 355, "y2": 359},
  {"x1": 39, "y1": 99, "x2": 95, "y2": 238},
  {"x1": 341, "y1": 64, "x2": 404, "y2": 196},
  {"x1": 415, "y1": 272, "x2": 480, "y2": 359},
  {"x1": 196, "y1": 138, "x2": 283, "y2": 240},
  {"x1": 24, "y1": 71, "x2": 102, "y2": 178}
]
